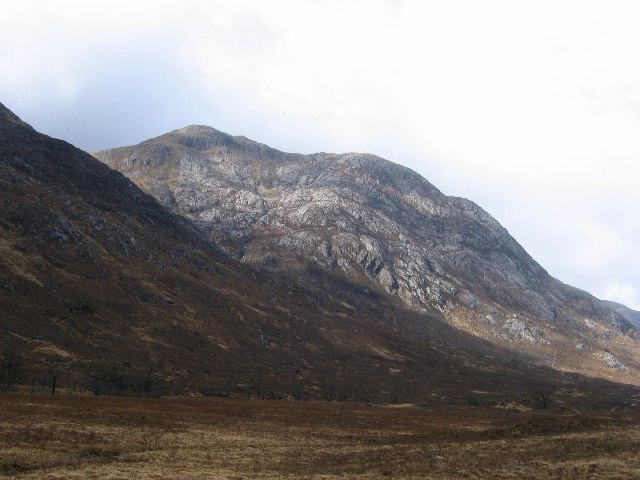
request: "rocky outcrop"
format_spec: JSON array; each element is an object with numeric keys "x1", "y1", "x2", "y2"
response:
[{"x1": 95, "y1": 125, "x2": 640, "y2": 383}]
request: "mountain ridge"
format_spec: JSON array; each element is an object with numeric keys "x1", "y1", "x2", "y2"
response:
[
  {"x1": 2, "y1": 101, "x2": 639, "y2": 407},
  {"x1": 5, "y1": 101, "x2": 617, "y2": 404},
  {"x1": 95, "y1": 123, "x2": 639, "y2": 385},
  {"x1": 603, "y1": 300, "x2": 640, "y2": 330}
]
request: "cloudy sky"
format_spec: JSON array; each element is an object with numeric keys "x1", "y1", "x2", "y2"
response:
[{"x1": 1, "y1": 0, "x2": 638, "y2": 309}]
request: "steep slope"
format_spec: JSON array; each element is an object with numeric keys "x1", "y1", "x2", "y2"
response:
[
  {"x1": 603, "y1": 301, "x2": 640, "y2": 330},
  {"x1": 95, "y1": 125, "x2": 640, "y2": 384},
  {"x1": 5, "y1": 101, "x2": 619, "y2": 404}
]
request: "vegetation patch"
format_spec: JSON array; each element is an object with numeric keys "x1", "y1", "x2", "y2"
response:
[{"x1": 0, "y1": 394, "x2": 638, "y2": 479}]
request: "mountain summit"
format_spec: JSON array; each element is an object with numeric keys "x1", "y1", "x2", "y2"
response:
[{"x1": 96, "y1": 125, "x2": 639, "y2": 384}]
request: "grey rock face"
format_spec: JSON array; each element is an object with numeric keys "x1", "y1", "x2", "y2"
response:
[
  {"x1": 595, "y1": 352, "x2": 629, "y2": 372},
  {"x1": 96, "y1": 128, "x2": 534, "y2": 311},
  {"x1": 94, "y1": 125, "x2": 639, "y2": 378},
  {"x1": 502, "y1": 318, "x2": 550, "y2": 345}
]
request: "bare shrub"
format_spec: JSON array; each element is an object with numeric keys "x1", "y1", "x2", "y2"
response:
[
  {"x1": 87, "y1": 364, "x2": 166, "y2": 397},
  {"x1": 0, "y1": 351, "x2": 23, "y2": 392}
]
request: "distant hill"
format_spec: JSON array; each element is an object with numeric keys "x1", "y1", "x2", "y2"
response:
[{"x1": 603, "y1": 300, "x2": 640, "y2": 330}]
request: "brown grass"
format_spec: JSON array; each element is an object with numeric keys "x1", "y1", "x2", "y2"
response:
[{"x1": 1, "y1": 394, "x2": 639, "y2": 479}]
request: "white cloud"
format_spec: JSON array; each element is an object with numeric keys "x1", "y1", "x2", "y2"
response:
[{"x1": 0, "y1": 0, "x2": 638, "y2": 305}]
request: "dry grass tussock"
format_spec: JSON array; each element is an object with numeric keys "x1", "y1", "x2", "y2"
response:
[{"x1": 0, "y1": 394, "x2": 639, "y2": 479}]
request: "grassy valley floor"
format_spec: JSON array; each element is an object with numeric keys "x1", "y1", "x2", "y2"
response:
[{"x1": 1, "y1": 394, "x2": 639, "y2": 479}]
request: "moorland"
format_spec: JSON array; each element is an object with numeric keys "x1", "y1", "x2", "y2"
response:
[{"x1": 1, "y1": 393, "x2": 639, "y2": 479}]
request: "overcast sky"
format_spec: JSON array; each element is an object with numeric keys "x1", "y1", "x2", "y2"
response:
[{"x1": 1, "y1": 0, "x2": 638, "y2": 310}]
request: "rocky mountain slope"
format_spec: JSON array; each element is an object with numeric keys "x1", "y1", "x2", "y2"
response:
[
  {"x1": 604, "y1": 300, "x2": 640, "y2": 330},
  {"x1": 95, "y1": 125, "x2": 640, "y2": 385},
  {"x1": 6, "y1": 101, "x2": 620, "y2": 404}
]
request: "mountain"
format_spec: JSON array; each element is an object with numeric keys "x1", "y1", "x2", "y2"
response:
[
  {"x1": 95, "y1": 125, "x2": 640, "y2": 386},
  {"x1": 603, "y1": 300, "x2": 640, "y2": 330},
  {"x1": 2, "y1": 102, "x2": 639, "y2": 406},
  {"x1": 3, "y1": 101, "x2": 610, "y2": 404}
]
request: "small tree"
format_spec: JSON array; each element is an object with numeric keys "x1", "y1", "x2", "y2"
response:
[
  {"x1": 293, "y1": 384, "x2": 307, "y2": 401},
  {"x1": 322, "y1": 383, "x2": 336, "y2": 402},
  {"x1": 50, "y1": 372, "x2": 57, "y2": 395},
  {"x1": 0, "y1": 351, "x2": 23, "y2": 392},
  {"x1": 535, "y1": 387, "x2": 552, "y2": 410},
  {"x1": 37, "y1": 368, "x2": 59, "y2": 395}
]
